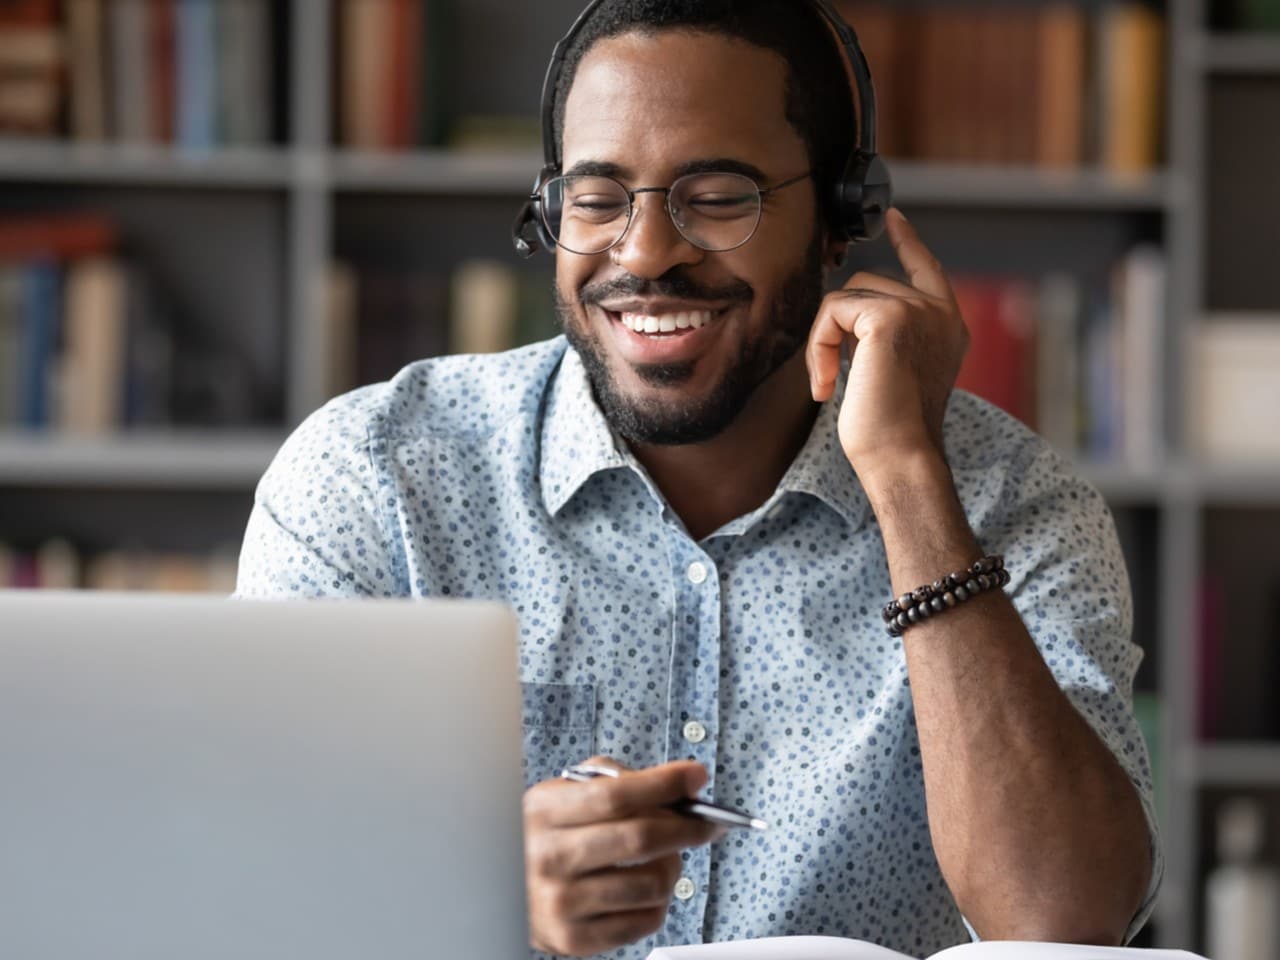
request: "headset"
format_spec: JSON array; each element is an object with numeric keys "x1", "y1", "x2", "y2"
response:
[{"x1": 511, "y1": 0, "x2": 893, "y2": 259}]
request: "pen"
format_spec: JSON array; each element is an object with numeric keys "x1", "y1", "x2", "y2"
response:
[{"x1": 560, "y1": 762, "x2": 769, "y2": 831}]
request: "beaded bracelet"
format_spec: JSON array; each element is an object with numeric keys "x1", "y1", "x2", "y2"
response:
[{"x1": 881, "y1": 554, "x2": 1010, "y2": 637}]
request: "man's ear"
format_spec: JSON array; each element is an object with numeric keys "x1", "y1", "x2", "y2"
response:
[{"x1": 823, "y1": 233, "x2": 850, "y2": 270}]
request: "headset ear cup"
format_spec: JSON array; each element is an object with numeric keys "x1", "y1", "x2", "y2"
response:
[{"x1": 834, "y1": 151, "x2": 893, "y2": 243}]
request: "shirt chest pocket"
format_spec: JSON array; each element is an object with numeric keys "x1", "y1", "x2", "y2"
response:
[{"x1": 520, "y1": 681, "x2": 597, "y2": 789}]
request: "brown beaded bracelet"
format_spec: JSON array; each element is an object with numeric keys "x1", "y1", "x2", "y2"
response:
[{"x1": 881, "y1": 554, "x2": 1009, "y2": 637}]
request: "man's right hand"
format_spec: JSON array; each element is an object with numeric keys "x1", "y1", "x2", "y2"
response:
[{"x1": 523, "y1": 756, "x2": 726, "y2": 957}]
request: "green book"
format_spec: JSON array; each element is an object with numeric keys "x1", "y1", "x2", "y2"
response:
[{"x1": 1241, "y1": 0, "x2": 1280, "y2": 30}]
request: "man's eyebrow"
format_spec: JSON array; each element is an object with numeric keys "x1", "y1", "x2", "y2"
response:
[
  {"x1": 562, "y1": 160, "x2": 628, "y2": 178},
  {"x1": 673, "y1": 158, "x2": 771, "y2": 181},
  {"x1": 560, "y1": 157, "x2": 773, "y2": 182}
]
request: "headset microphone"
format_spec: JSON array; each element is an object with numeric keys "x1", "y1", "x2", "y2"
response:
[{"x1": 512, "y1": 0, "x2": 892, "y2": 258}]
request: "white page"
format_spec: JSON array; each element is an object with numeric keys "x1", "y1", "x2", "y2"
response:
[
  {"x1": 648, "y1": 938, "x2": 1207, "y2": 960},
  {"x1": 933, "y1": 943, "x2": 1205, "y2": 960},
  {"x1": 648, "y1": 936, "x2": 914, "y2": 960}
]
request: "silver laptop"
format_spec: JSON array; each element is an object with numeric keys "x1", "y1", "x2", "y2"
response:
[{"x1": 0, "y1": 592, "x2": 528, "y2": 960}]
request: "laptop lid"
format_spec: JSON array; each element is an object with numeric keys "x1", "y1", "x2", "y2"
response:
[{"x1": 0, "y1": 592, "x2": 527, "y2": 960}]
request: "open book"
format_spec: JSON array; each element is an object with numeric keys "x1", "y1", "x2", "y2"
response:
[{"x1": 648, "y1": 937, "x2": 1206, "y2": 960}]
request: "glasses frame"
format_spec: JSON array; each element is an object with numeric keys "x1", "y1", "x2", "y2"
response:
[{"x1": 534, "y1": 170, "x2": 812, "y2": 255}]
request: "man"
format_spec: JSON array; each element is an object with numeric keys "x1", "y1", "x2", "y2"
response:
[{"x1": 236, "y1": 2, "x2": 1161, "y2": 957}]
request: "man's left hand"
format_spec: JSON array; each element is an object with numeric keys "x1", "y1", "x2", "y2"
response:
[{"x1": 806, "y1": 207, "x2": 968, "y2": 477}]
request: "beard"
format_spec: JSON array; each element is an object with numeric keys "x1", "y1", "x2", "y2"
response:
[{"x1": 556, "y1": 234, "x2": 826, "y2": 446}]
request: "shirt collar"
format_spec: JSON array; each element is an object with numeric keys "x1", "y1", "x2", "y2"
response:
[
  {"x1": 540, "y1": 347, "x2": 868, "y2": 531},
  {"x1": 539, "y1": 346, "x2": 629, "y2": 517},
  {"x1": 771, "y1": 372, "x2": 869, "y2": 531}
]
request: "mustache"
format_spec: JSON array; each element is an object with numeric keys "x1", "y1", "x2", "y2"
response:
[{"x1": 578, "y1": 271, "x2": 753, "y2": 307}]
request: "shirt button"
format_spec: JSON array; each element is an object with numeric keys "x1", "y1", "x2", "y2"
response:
[
  {"x1": 687, "y1": 561, "x2": 708, "y2": 585},
  {"x1": 673, "y1": 877, "x2": 697, "y2": 901},
  {"x1": 683, "y1": 720, "x2": 707, "y2": 744}
]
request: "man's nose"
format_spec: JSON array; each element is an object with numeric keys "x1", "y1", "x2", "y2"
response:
[{"x1": 610, "y1": 194, "x2": 703, "y2": 279}]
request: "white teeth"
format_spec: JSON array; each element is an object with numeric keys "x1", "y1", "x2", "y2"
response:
[{"x1": 618, "y1": 310, "x2": 716, "y2": 335}]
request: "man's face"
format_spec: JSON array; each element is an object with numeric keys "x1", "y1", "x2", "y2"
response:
[{"x1": 554, "y1": 29, "x2": 828, "y2": 445}]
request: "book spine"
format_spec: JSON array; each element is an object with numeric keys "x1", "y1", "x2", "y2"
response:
[
  {"x1": 110, "y1": 0, "x2": 152, "y2": 142},
  {"x1": 17, "y1": 260, "x2": 60, "y2": 430},
  {"x1": 1036, "y1": 4, "x2": 1086, "y2": 169},
  {"x1": 176, "y1": 0, "x2": 216, "y2": 149},
  {"x1": 1119, "y1": 246, "x2": 1166, "y2": 468},
  {"x1": 66, "y1": 0, "x2": 108, "y2": 141},
  {"x1": 0, "y1": 265, "x2": 22, "y2": 425},
  {"x1": 1099, "y1": 4, "x2": 1165, "y2": 174},
  {"x1": 59, "y1": 257, "x2": 128, "y2": 435},
  {"x1": 450, "y1": 260, "x2": 518, "y2": 355},
  {"x1": 149, "y1": 0, "x2": 176, "y2": 142}
]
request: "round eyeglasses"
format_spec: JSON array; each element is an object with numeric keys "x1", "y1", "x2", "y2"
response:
[{"x1": 536, "y1": 170, "x2": 812, "y2": 256}]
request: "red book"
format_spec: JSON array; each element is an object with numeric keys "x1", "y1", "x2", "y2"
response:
[
  {"x1": 952, "y1": 277, "x2": 1038, "y2": 427},
  {"x1": 387, "y1": 0, "x2": 422, "y2": 149},
  {"x1": 149, "y1": 0, "x2": 176, "y2": 143},
  {"x1": 0, "y1": 0, "x2": 57, "y2": 25},
  {"x1": 0, "y1": 215, "x2": 117, "y2": 262}
]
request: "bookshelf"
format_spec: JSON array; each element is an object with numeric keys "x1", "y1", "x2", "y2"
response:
[{"x1": 2, "y1": 0, "x2": 1279, "y2": 952}]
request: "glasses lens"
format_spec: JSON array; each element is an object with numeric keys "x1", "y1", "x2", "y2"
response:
[
  {"x1": 542, "y1": 176, "x2": 631, "y2": 254},
  {"x1": 669, "y1": 173, "x2": 762, "y2": 252}
]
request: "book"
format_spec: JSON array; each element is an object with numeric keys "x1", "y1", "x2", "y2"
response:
[
  {"x1": 1034, "y1": 272, "x2": 1083, "y2": 456},
  {"x1": 1191, "y1": 316, "x2": 1280, "y2": 462},
  {"x1": 1240, "y1": 0, "x2": 1280, "y2": 30},
  {"x1": 1114, "y1": 246, "x2": 1165, "y2": 468},
  {"x1": 149, "y1": 0, "x2": 176, "y2": 142},
  {"x1": 0, "y1": 0, "x2": 62, "y2": 136},
  {"x1": 952, "y1": 277, "x2": 1038, "y2": 428},
  {"x1": 17, "y1": 261, "x2": 61, "y2": 429},
  {"x1": 341, "y1": 0, "x2": 395, "y2": 149},
  {"x1": 58, "y1": 257, "x2": 128, "y2": 435},
  {"x1": 0, "y1": 265, "x2": 22, "y2": 424},
  {"x1": 109, "y1": 0, "x2": 152, "y2": 142},
  {"x1": 66, "y1": 0, "x2": 108, "y2": 141},
  {"x1": 214, "y1": 0, "x2": 271, "y2": 145},
  {"x1": 450, "y1": 260, "x2": 519, "y2": 356},
  {"x1": 648, "y1": 937, "x2": 1203, "y2": 959},
  {"x1": 0, "y1": 215, "x2": 116, "y2": 262},
  {"x1": 322, "y1": 261, "x2": 359, "y2": 399},
  {"x1": 1036, "y1": 4, "x2": 1087, "y2": 169},
  {"x1": 1097, "y1": 5, "x2": 1165, "y2": 174},
  {"x1": 175, "y1": 0, "x2": 216, "y2": 150}
]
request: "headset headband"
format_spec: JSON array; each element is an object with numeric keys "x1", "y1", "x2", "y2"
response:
[{"x1": 537, "y1": 0, "x2": 877, "y2": 169}]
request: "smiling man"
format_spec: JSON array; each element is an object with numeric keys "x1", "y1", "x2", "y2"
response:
[{"x1": 236, "y1": 2, "x2": 1161, "y2": 958}]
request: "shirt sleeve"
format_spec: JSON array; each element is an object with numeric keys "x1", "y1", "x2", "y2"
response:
[
  {"x1": 234, "y1": 393, "x2": 407, "y2": 600},
  {"x1": 977, "y1": 442, "x2": 1164, "y2": 944}
]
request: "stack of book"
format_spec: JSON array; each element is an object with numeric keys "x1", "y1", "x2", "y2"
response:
[
  {"x1": 0, "y1": 213, "x2": 265, "y2": 434},
  {"x1": 0, "y1": 538, "x2": 239, "y2": 593},
  {"x1": 335, "y1": 0, "x2": 454, "y2": 151},
  {"x1": 837, "y1": 2, "x2": 1166, "y2": 172},
  {"x1": 0, "y1": 0, "x2": 275, "y2": 147},
  {"x1": 948, "y1": 246, "x2": 1166, "y2": 467},
  {"x1": 322, "y1": 260, "x2": 558, "y2": 399}
]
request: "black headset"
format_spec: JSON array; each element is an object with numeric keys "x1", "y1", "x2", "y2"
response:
[{"x1": 511, "y1": 0, "x2": 893, "y2": 259}]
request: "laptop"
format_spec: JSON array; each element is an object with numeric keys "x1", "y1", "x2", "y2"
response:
[{"x1": 0, "y1": 591, "x2": 528, "y2": 960}]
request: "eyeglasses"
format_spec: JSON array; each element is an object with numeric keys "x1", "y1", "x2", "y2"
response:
[{"x1": 536, "y1": 171, "x2": 812, "y2": 256}]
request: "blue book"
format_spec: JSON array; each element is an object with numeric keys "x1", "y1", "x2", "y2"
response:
[
  {"x1": 176, "y1": 0, "x2": 217, "y2": 150},
  {"x1": 17, "y1": 262, "x2": 61, "y2": 430}
]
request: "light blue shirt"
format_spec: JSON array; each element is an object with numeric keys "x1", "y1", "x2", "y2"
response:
[{"x1": 236, "y1": 337, "x2": 1161, "y2": 959}]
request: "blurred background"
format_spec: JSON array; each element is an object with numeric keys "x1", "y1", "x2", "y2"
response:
[{"x1": 0, "y1": 0, "x2": 1277, "y2": 953}]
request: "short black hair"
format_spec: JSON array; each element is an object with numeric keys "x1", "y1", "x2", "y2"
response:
[{"x1": 551, "y1": 0, "x2": 858, "y2": 231}]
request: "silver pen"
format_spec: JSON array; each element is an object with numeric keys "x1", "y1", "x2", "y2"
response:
[{"x1": 560, "y1": 762, "x2": 769, "y2": 831}]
